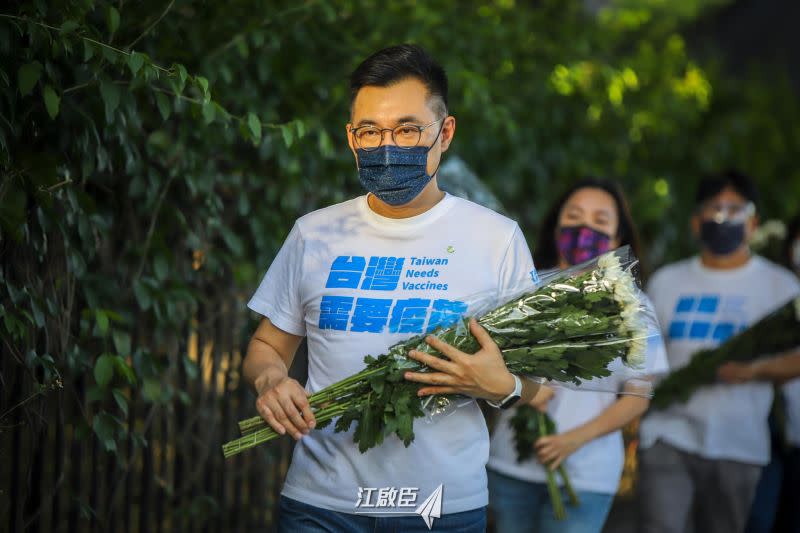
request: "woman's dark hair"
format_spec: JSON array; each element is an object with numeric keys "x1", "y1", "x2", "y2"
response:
[
  {"x1": 534, "y1": 177, "x2": 644, "y2": 274},
  {"x1": 349, "y1": 44, "x2": 448, "y2": 117}
]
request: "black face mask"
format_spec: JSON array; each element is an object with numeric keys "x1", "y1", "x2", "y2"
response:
[{"x1": 700, "y1": 220, "x2": 746, "y2": 255}]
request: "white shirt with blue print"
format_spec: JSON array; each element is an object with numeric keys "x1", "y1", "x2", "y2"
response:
[
  {"x1": 640, "y1": 255, "x2": 800, "y2": 465},
  {"x1": 248, "y1": 192, "x2": 536, "y2": 515}
]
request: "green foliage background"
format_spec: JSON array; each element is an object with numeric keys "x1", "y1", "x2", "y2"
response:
[{"x1": 2, "y1": 0, "x2": 799, "y2": 526}]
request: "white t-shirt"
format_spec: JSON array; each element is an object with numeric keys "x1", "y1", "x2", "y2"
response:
[
  {"x1": 487, "y1": 297, "x2": 669, "y2": 494},
  {"x1": 248, "y1": 193, "x2": 536, "y2": 515},
  {"x1": 640, "y1": 255, "x2": 800, "y2": 465}
]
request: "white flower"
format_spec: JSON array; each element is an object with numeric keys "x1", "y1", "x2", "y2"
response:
[
  {"x1": 625, "y1": 335, "x2": 647, "y2": 369},
  {"x1": 751, "y1": 219, "x2": 787, "y2": 250},
  {"x1": 598, "y1": 252, "x2": 623, "y2": 283},
  {"x1": 598, "y1": 251, "x2": 620, "y2": 270}
]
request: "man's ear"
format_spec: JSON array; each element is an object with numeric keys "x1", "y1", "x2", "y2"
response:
[
  {"x1": 746, "y1": 214, "x2": 760, "y2": 240},
  {"x1": 345, "y1": 123, "x2": 358, "y2": 160},
  {"x1": 439, "y1": 116, "x2": 456, "y2": 153},
  {"x1": 690, "y1": 213, "x2": 700, "y2": 240}
]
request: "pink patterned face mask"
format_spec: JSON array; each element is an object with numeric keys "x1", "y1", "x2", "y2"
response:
[{"x1": 557, "y1": 225, "x2": 612, "y2": 265}]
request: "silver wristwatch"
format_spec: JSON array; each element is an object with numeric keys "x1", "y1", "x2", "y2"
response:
[{"x1": 487, "y1": 374, "x2": 522, "y2": 410}]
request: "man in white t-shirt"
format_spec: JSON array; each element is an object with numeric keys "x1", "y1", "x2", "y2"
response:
[
  {"x1": 639, "y1": 171, "x2": 800, "y2": 533},
  {"x1": 243, "y1": 44, "x2": 543, "y2": 532}
]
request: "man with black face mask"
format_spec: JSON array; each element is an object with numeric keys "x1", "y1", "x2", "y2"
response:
[
  {"x1": 241, "y1": 44, "x2": 543, "y2": 532},
  {"x1": 638, "y1": 171, "x2": 800, "y2": 533}
]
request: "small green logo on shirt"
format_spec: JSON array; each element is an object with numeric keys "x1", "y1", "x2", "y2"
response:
[{"x1": 446, "y1": 246, "x2": 455, "y2": 254}]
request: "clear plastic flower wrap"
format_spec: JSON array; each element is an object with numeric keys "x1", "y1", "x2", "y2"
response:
[
  {"x1": 223, "y1": 246, "x2": 659, "y2": 457},
  {"x1": 412, "y1": 244, "x2": 659, "y2": 421}
]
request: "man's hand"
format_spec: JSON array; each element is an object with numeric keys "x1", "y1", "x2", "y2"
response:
[
  {"x1": 717, "y1": 361, "x2": 757, "y2": 384},
  {"x1": 403, "y1": 318, "x2": 516, "y2": 402},
  {"x1": 255, "y1": 374, "x2": 315, "y2": 441},
  {"x1": 529, "y1": 385, "x2": 555, "y2": 412},
  {"x1": 535, "y1": 429, "x2": 586, "y2": 471}
]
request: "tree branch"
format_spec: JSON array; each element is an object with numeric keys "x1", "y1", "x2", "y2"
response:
[
  {"x1": 133, "y1": 172, "x2": 176, "y2": 281},
  {"x1": 127, "y1": 0, "x2": 175, "y2": 49}
]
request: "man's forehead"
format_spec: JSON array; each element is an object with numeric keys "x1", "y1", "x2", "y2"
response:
[
  {"x1": 707, "y1": 187, "x2": 749, "y2": 204},
  {"x1": 351, "y1": 78, "x2": 436, "y2": 124}
]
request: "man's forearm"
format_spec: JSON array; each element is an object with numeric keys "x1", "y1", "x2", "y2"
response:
[
  {"x1": 751, "y1": 350, "x2": 800, "y2": 384},
  {"x1": 243, "y1": 338, "x2": 290, "y2": 394},
  {"x1": 571, "y1": 395, "x2": 649, "y2": 444}
]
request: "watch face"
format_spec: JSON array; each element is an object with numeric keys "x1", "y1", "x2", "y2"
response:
[{"x1": 500, "y1": 393, "x2": 521, "y2": 410}]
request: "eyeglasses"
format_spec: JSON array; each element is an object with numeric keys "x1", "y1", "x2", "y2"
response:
[
  {"x1": 349, "y1": 119, "x2": 443, "y2": 151},
  {"x1": 698, "y1": 201, "x2": 755, "y2": 223}
]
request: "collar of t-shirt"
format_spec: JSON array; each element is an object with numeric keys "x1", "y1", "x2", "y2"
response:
[
  {"x1": 358, "y1": 192, "x2": 457, "y2": 235},
  {"x1": 689, "y1": 255, "x2": 759, "y2": 281}
]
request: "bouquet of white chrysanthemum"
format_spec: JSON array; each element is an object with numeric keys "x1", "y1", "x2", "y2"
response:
[{"x1": 223, "y1": 246, "x2": 655, "y2": 457}]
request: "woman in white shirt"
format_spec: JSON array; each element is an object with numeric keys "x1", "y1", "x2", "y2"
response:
[{"x1": 487, "y1": 178, "x2": 668, "y2": 533}]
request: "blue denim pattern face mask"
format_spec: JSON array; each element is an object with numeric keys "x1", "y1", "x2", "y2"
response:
[{"x1": 356, "y1": 145, "x2": 434, "y2": 206}]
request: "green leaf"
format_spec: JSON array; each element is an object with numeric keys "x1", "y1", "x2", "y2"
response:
[
  {"x1": 94, "y1": 354, "x2": 115, "y2": 386},
  {"x1": 93, "y1": 412, "x2": 118, "y2": 452},
  {"x1": 132, "y1": 279, "x2": 152, "y2": 310},
  {"x1": 183, "y1": 355, "x2": 199, "y2": 380},
  {"x1": 114, "y1": 357, "x2": 137, "y2": 385},
  {"x1": 142, "y1": 378, "x2": 162, "y2": 403},
  {"x1": 171, "y1": 63, "x2": 188, "y2": 94},
  {"x1": 18, "y1": 61, "x2": 42, "y2": 96},
  {"x1": 155, "y1": 92, "x2": 171, "y2": 120},
  {"x1": 113, "y1": 331, "x2": 131, "y2": 356},
  {"x1": 60, "y1": 20, "x2": 80, "y2": 35},
  {"x1": 201, "y1": 101, "x2": 215, "y2": 124},
  {"x1": 147, "y1": 130, "x2": 170, "y2": 150},
  {"x1": 100, "y1": 45, "x2": 118, "y2": 64},
  {"x1": 30, "y1": 299, "x2": 45, "y2": 328},
  {"x1": 178, "y1": 390, "x2": 191, "y2": 406},
  {"x1": 86, "y1": 384, "x2": 105, "y2": 403},
  {"x1": 369, "y1": 375, "x2": 385, "y2": 394},
  {"x1": 112, "y1": 389, "x2": 128, "y2": 417},
  {"x1": 106, "y1": 6, "x2": 121, "y2": 35},
  {"x1": 195, "y1": 76, "x2": 209, "y2": 101},
  {"x1": 281, "y1": 124, "x2": 293, "y2": 148},
  {"x1": 99, "y1": 80, "x2": 120, "y2": 122},
  {"x1": 42, "y1": 85, "x2": 60, "y2": 119},
  {"x1": 83, "y1": 40, "x2": 95, "y2": 61},
  {"x1": 246, "y1": 112, "x2": 261, "y2": 143},
  {"x1": 219, "y1": 226, "x2": 244, "y2": 256},
  {"x1": 127, "y1": 51, "x2": 145, "y2": 75},
  {"x1": 95, "y1": 309, "x2": 110, "y2": 335},
  {"x1": 153, "y1": 254, "x2": 168, "y2": 281}
]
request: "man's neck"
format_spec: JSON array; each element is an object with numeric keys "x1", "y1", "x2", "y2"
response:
[
  {"x1": 700, "y1": 247, "x2": 752, "y2": 270},
  {"x1": 366, "y1": 178, "x2": 445, "y2": 219}
]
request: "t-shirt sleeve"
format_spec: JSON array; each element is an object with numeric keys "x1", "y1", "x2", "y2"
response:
[
  {"x1": 776, "y1": 268, "x2": 800, "y2": 300},
  {"x1": 645, "y1": 268, "x2": 672, "y2": 338},
  {"x1": 641, "y1": 293, "x2": 670, "y2": 376},
  {"x1": 247, "y1": 223, "x2": 307, "y2": 337},
  {"x1": 497, "y1": 224, "x2": 537, "y2": 302}
]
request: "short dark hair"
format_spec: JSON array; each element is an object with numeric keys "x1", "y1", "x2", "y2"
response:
[
  {"x1": 535, "y1": 177, "x2": 645, "y2": 276},
  {"x1": 349, "y1": 44, "x2": 448, "y2": 117},
  {"x1": 695, "y1": 169, "x2": 760, "y2": 208}
]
